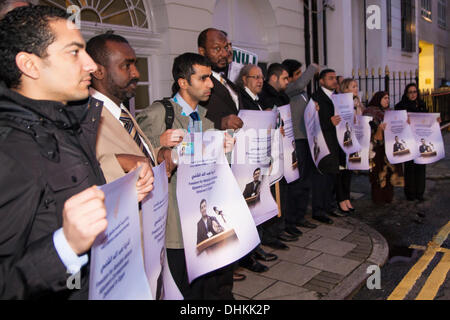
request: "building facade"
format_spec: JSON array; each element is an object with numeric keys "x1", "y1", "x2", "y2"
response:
[
  {"x1": 39, "y1": 0, "x2": 425, "y2": 110},
  {"x1": 418, "y1": 0, "x2": 449, "y2": 90}
]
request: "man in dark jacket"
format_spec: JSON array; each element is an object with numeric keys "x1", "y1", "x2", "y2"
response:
[
  {"x1": 0, "y1": 5, "x2": 109, "y2": 300},
  {"x1": 258, "y1": 63, "x2": 300, "y2": 249},
  {"x1": 311, "y1": 69, "x2": 346, "y2": 224},
  {"x1": 198, "y1": 28, "x2": 244, "y2": 131}
]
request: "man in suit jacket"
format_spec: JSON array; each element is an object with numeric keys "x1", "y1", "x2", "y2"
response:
[
  {"x1": 86, "y1": 33, "x2": 156, "y2": 202},
  {"x1": 137, "y1": 52, "x2": 235, "y2": 300},
  {"x1": 235, "y1": 64, "x2": 266, "y2": 111},
  {"x1": 393, "y1": 136, "x2": 406, "y2": 153},
  {"x1": 311, "y1": 69, "x2": 347, "y2": 224},
  {"x1": 243, "y1": 168, "x2": 262, "y2": 200},
  {"x1": 198, "y1": 28, "x2": 244, "y2": 130},
  {"x1": 197, "y1": 199, "x2": 224, "y2": 244}
]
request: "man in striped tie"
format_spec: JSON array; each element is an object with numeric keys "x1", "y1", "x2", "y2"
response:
[{"x1": 86, "y1": 33, "x2": 156, "y2": 201}]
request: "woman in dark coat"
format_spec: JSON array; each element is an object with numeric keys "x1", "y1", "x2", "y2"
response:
[
  {"x1": 363, "y1": 92, "x2": 404, "y2": 204},
  {"x1": 394, "y1": 83, "x2": 427, "y2": 201}
]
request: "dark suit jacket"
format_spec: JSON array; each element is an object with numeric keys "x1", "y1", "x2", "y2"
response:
[
  {"x1": 197, "y1": 216, "x2": 223, "y2": 245},
  {"x1": 312, "y1": 88, "x2": 340, "y2": 174},
  {"x1": 393, "y1": 142, "x2": 405, "y2": 153},
  {"x1": 201, "y1": 76, "x2": 243, "y2": 129},
  {"x1": 243, "y1": 181, "x2": 261, "y2": 199},
  {"x1": 240, "y1": 88, "x2": 264, "y2": 111},
  {"x1": 259, "y1": 82, "x2": 290, "y2": 109}
]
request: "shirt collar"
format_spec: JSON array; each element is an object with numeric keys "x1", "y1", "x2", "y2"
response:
[
  {"x1": 245, "y1": 87, "x2": 259, "y2": 101},
  {"x1": 173, "y1": 92, "x2": 198, "y2": 116},
  {"x1": 89, "y1": 88, "x2": 124, "y2": 119},
  {"x1": 321, "y1": 86, "x2": 334, "y2": 99}
]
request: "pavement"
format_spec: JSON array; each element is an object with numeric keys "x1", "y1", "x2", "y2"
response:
[
  {"x1": 232, "y1": 212, "x2": 389, "y2": 300},
  {"x1": 232, "y1": 128, "x2": 450, "y2": 301}
]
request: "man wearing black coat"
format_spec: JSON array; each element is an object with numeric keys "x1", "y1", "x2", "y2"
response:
[
  {"x1": 198, "y1": 28, "x2": 244, "y2": 131},
  {"x1": 311, "y1": 69, "x2": 347, "y2": 224},
  {"x1": 0, "y1": 6, "x2": 109, "y2": 299},
  {"x1": 258, "y1": 63, "x2": 300, "y2": 249}
]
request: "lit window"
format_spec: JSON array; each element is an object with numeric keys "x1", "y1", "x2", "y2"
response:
[{"x1": 421, "y1": 0, "x2": 432, "y2": 21}]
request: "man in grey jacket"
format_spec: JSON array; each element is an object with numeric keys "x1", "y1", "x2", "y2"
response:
[{"x1": 282, "y1": 59, "x2": 320, "y2": 230}]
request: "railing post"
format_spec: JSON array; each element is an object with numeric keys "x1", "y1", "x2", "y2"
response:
[{"x1": 385, "y1": 65, "x2": 390, "y2": 93}]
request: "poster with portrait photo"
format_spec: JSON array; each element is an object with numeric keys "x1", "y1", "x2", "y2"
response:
[
  {"x1": 232, "y1": 110, "x2": 279, "y2": 226},
  {"x1": 304, "y1": 99, "x2": 330, "y2": 168},
  {"x1": 408, "y1": 113, "x2": 445, "y2": 165},
  {"x1": 384, "y1": 110, "x2": 419, "y2": 164},
  {"x1": 278, "y1": 105, "x2": 300, "y2": 183},
  {"x1": 89, "y1": 169, "x2": 152, "y2": 300},
  {"x1": 331, "y1": 93, "x2": 362, "y2": 155},
  {"x1": 177, "y1": 131, "x2": 260, "y2": 283},
  {"x1": 347, "y1": 116, "x2": 372, "y2": 170},
  {"x1": 142, "y1": 163, "x2": 183, "y2": 300}
]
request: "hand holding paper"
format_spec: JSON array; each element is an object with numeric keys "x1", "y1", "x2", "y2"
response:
[
  {"x1": 223, "y1": 132, "x2": 236, "y2": 154},
  {"x1": 159, "y1": 129, "x2": 186, "y2": 148},
  {"x1": 331, "y1": 115, "x2": 341, "y2": 127},
  {"x1": 132, "y1": 162, "x2": 155, "y2": 202},
  {"x1": 62, "y1": 186, "x2": 107, "y2": 256}
]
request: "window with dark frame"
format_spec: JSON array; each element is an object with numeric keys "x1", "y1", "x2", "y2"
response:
[
  {"x1": 401, "y1": 0, "x2": 416, "y2": 53},
  {"x1": 421, "y1": 0, "x2": 432, "y2": 21},
  {"x1": 438, "y1": 0, "x2": 447, "y2": 28},
  {"x1": 387, "y1": 0, "x2": 392, "y2": 47}
]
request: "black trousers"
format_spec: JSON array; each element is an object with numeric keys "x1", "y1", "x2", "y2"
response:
[
  {"x1": 404, "y1": 161, "x2": 426, "y2": 200},
  {"x1": 311, "y1": 170, "x2": 335, "y2": 217},
  {"x1": 167, "y1": 248, "x2": 234, "y2": 300},
  {"x1": 284, "y1": 139, "x2": 314, "y2": 226},
  {"x1": 335, "y1": 170, "x2": 352, "y2": 203}
]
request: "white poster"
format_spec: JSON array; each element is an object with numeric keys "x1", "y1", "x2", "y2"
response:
[
  {"x1": 232, "y1": 110, "x2": 279, "y2": 226},
  {"x1": 227, "y1": 46, "x2": 259, "y2": 83},
  {"x1": 89, "y1": 168, "x2": 152, "y2": 300},
  {"x1": 409, "y1": 113, "x2": 445, "y2": 165},
  {"x1": 278, "y1": 105, "x2": 300, "y2": 183},
  {"x1": 331, "y1": 93, "x2": 362, "y2": 155},
  {"x1": 384, "y1": 110, "x2": 419, "y2": 164},
  {"x1": 347, "y1": 116, "x2": 373, "y2": 170},
  {"x1": 304, "y1": 99, "x2": 330, "y2": 168},
  {"x1": 177, "y1": 131, "x2": 260, "y2": 283},
  {"x1": 142, "y1": 163, "x2": 183, "y2": 300}
]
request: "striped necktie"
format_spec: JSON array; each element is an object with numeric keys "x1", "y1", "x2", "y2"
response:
[{"x1": 119, "y1": 108, "x2": 154, "y2": 165}]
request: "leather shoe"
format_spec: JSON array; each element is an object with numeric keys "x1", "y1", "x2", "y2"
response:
[
  {"x1": 312, "y1": 216, "x2": 334, "y2": 224},
  {"x1": 296, "y1": 219, "x2": 318, "y2": 229},
  {"x1": 261, "y1": 239, "x2": 289, "y2": 250},
  {"x1": 254, "y1": 247, "x2": 278, "y2": 262},
  {"x1": 328, "y1": 209, "x2": 347, "y2": 217},
  {"x1": 233, "y1": 272, "x2": 246, "y2": 281},
  {"x1": 240, "y1": 257, "x2": 269, "y2": 273},
  {"x1": 285, "y1": 225, "x2": 303, "y2": 236},
  {"x1": 277, "y1": 231, "x2": 299, "y2": 242}
]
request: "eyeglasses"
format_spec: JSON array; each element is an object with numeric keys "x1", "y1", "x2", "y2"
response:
[{"x1": 247, "y1": 75, "x2": 265, "y2": 80}]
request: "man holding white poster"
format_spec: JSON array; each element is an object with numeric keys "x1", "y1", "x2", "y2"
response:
[
  {"x1": 137, "y1": 53, "x2": 237, "y2": 299},
  {"x1": 90, "y1": 169, "x2": 152, "y2": 300},
  {"x1": 383, "y1": 110, "x2": 419, "y2": 165}
]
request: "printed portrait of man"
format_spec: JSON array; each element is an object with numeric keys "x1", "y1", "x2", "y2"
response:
[
  {"x1": 196, "y1": 199, "x2": 224, "y2": 245},
  {"x1": 393, "y1": 136, "x2": 406, "y2": 153},
  {"x1": 242, "y1": 168, "x2": 262, "y2": 203}
]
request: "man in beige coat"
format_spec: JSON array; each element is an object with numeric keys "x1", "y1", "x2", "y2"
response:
[
  {"x1": 86, "y1": 33, "x2": 157, "y2": 201},
  {"x1": 137, "y1": 52, "x2": 235, "y2": 300}
]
